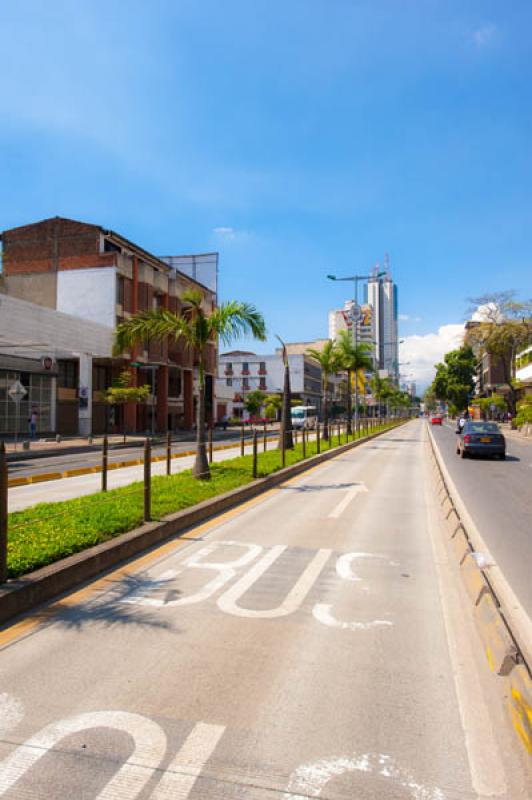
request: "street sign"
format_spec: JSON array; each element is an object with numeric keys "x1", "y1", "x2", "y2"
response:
[{"x1": 8, "y1": 381, "x2": 27, "y2": 403}]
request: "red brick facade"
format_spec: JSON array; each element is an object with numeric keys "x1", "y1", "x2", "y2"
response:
[{"x1": 1, "y1": 216, "x2": 217, "y2": 434}]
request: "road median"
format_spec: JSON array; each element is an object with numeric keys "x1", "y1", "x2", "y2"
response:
[{"x1": 0, "y1": 421, "x2": 406, "y2": 627}]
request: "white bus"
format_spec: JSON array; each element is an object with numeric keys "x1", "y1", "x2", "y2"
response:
[{"x1": 291, "y1": 405, "x2": 318, "y2": 430}]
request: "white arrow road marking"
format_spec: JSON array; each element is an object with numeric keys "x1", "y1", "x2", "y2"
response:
[
  {"x1": 151, "y1": 722, "x2": 225, "y2": 799},
  {"x1": 328, "y1": 483, "x2": 368, "y2": 518}
]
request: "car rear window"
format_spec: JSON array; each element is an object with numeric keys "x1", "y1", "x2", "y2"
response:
[{"x1": 464, "y1": 422, "x2": 500, "y2": 433}]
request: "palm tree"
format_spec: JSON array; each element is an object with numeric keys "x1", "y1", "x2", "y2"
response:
[
  {"x1": 276, "y1": 335, "x2": 294, "y2": 449},
  {"x1": 335, "y1": 331, "x2": 374, "y2": 434},
  {"x1": 369, "y1": 373, "x2": 392, "y2": 417},
  {"x1": 306, "y1": 339, "x2": 340, "y2": 440},
  {"x1": 114, "y1": 289, "x2": 266, "y2": 479}
]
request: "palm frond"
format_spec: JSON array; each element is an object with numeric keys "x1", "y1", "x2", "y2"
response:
[
  {"x1": 114, "y1": 310, "x2": 191, "y2": 355},
  {"x1": 210, "y1": 302, "x2": 266, "y2": 345}
]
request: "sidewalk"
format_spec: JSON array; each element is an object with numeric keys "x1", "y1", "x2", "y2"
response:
[
  {"x1": 4, "y1": 434, "x2": 145, "y2": 455},
  {"x1": 3, "y1": 427, "x2": 252, "y2": 460}
]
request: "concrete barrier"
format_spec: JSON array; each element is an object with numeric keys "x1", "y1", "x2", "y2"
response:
[
  {"x1": 450, "y1": 524, "x2": 470, "y2": 564},
  {"x1": 474, "y1": 593, "x2": 518, "y2": 676},
  {"x1": 507, "y1": 665, "x2": 532, "y2": 754},
  {"x1": 460, "y1": 556, "x2": 490, "y2": 606}
]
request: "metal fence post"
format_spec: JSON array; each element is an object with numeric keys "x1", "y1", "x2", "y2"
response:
[
  {"x1": 281, "y1": 425, "x2": 286, "y2": 468},
  {"x1": 241, "y1": 424, "x2": 245, "y2": 457},
  {"x1": 144, "y1": 438, "x2": 151, "y2": 522},
  {"x1": 294, "y1": 429, "x2": 298, "y2": 446},
  {"x1": 0, "y1": 442, "x2": 7, "y2": 583},
  {"x1": 101, "y1": 435, "x2": 108, "y2": 492},
  {"x1": 263, "y1": 423, "x2": 267, "y2": 452},
  {"x1": 166, "y1": 430, "x2": 172, "y2": 476},
  {"x1": 337, "y1": 423, "x2": 341, "y2": 447},
  {"x1": 317, "y1": 422, "x2": 321, "y2": 454},
  {"x1": 252, "y1": 430, "x2": 258, "y2": 478},
  {"x1": 208, "y1": 425, "x2": 213, "y2": 464},
  {"x1": 302, "y1": 426, "x2": 306, "y2": 458}
]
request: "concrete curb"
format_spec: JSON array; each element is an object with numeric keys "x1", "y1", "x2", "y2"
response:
[
  {"x1": 427, "y1": 425, "x2": 532, "y2": 754},
  {"x1": 0, "y1": 422, "x2": 405, "y2": 626}
]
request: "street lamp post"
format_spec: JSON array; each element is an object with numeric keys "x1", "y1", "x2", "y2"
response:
[{"x1": 327, "y1": 271, "x2": 384, "y2": 429}]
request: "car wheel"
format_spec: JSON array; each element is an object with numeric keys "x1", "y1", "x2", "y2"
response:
[
  {"x1": 460, "y1": 448, "x2": 467, "y2": 459},
  {"x1": 499, "y1": 453, "x2": 506, "y2": 460},
  {"x1": 456, "y1": 447, "x2": 460, "y2": 455}
]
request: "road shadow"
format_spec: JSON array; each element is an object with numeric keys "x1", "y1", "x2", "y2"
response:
[
  {"x1": 280, "y1": 482, "x2": 362, "y2": 493},
  {"x1": 5, "y1": 573, "x2": 182, "y2": 637}
]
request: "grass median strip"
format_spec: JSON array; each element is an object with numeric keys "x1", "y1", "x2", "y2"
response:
[{"x1": 7, "y1": 424, "x2": 396, "y2": 579}]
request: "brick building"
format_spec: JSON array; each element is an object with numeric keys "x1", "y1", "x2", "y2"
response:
[{"x1": 0, "y1": 217, "x2": 217, "y2": 435}]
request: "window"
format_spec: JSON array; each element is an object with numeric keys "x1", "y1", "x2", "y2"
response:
[
  {"x1": 57, "y1": 360, "x2": 77, "y2": 389},
  {"x1": 259, "y1": 362, "x2": 266, "y2": 372},
  {"x1": 104, "y1": 239, "x2": 121, "y2": 253},
  {"x1": 116, "y1": 275, "x2": 125, "y2": 306},
  {"x1": 93, "y1": 365, "x2": 109, "y2": 392},
  {"x1": 242, "y1": 377, "x2": 249, "y2": 389},
  {"x1": 259, "y1": 377, "x2": 266, "y2": 390},
  {"x1": 226, "y1": 378, "x2": 233, "y2": 387},
  {"x1": 169, "y1": 368, "x2": 182, "y2": 398},
  {"x1": 242, "y1": 362, "x2": 249, "y2": 372},
  {"x1": 153, "y1": 293, "x2": 164, "y2": 310}
]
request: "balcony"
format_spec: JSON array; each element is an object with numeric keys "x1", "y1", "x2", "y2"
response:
[
  {"x1": 258, "y1": 368, "x2": 267, "y2": 375},
  {"x1": 241, "y1": 369, "x2": 250, "y2": 376},
  {"x1": 224, "y1": 368, "x2": 233, "y2": 376}
]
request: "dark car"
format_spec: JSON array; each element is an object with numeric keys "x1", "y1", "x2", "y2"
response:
[{"x1": 456, "y1": 421, "x2": 506, "y2": 459}]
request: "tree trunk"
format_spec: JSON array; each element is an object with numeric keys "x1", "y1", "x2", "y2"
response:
[
  {"x1": 193, "y1": 364, "x2": 210, "y2": 479},
  {"x1": 322, "y1": 377, "x2": 329, "y2": 441},
  {"x1": 280, "y1": 361, "x2": 294, "y2": 450},
  {"x1": 494, "y1": 351, "x2": 516, "y2": 420},
  {"x1": 346, "y1": 369, "x2": 353, "y2": 435}
]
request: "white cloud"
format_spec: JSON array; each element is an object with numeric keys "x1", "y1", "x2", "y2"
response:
[
  {"x1": 399, "y1": 323, "x2": 465, "y2": 391},
  {"x1": 472, "y1": 23, "x2": 496, "y2": 47},
  {"x1": 398, "y1": 314, "x2": 410, "y2": 321},
  {"x1": 471, "y1": 302, "x2": 503, "y2": 323},
  {"x1": 213, "y1": 226, "x2": 236, "y2": 238}
]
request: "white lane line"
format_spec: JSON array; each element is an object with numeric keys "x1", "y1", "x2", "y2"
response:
[
  {"x1": 423, "y1": 447, "x2": 507, "y2": 797},
  {"x1": 328, "y1": 483, "x2": 368, "y2": 518},
  {"x1": 151, "y1": 722, "x2": 224, "y2": 799}
]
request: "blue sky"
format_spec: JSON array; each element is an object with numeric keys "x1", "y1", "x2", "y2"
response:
[{"x1": 1, "y1": 1, "x2": 531, "y2": 388}]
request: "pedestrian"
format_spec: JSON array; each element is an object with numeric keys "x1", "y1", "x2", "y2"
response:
[
  {"x1": 222, "y1": 414, "x2": 228, "y2": 431},
  {"x1": 29, "y1": 408, "x2": 38, "y2": 439}
]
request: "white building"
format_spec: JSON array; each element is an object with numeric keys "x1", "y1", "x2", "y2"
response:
[
  {"x1": 328, "y1": 301, "x2": 375, "y2": 358},
  {"x1": 515, "y1": 345, "x2": 532, "y2": 385},
  {"x1": 216, "y1": 347, "x2": 325, "y2": 421},
  {"x1": 0, "y1": 294, "x2": 113, "y2": 436}
]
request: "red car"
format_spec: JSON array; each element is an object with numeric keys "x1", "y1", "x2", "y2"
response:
[{"x1": 431, "y1": 415, "x2": 443, "y2": 425}]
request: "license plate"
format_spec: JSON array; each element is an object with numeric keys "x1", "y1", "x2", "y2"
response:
[{"x1": 480, "y1": 437, "x2": 491, "y2": 443}]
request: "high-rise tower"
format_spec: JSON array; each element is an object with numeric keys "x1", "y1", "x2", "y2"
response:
[{"x1": 366, "y1": 257, "x2": 399, "y2": 381}]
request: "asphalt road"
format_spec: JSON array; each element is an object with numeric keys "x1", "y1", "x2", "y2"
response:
[
  {"x1": 0, "y1": 421, "x2": 528, "y2": 799},
  {"x1": 7, "y1": 432, "x2": 254, "y2": 479},
  {"x1": 430, "y1": 421, "x2": 532, "y2": 617}
]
